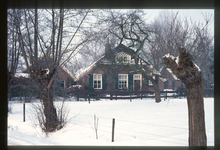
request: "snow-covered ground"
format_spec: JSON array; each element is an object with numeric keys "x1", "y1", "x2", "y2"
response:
[{"x1": 7, "y1": 98, "x2": 214, "y2": 146}]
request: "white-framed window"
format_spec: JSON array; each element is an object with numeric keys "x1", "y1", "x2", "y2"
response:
[
  {"x1": 93, "y1": 74, "x2": 102, "y2": 89},
  {"x1": 134, "y1": 74, "x2": 141, "y2": 80},
  {"x1": 133, "y1": 74, "x2": 142, "y2": 91},
  {"x1": 118, "y1": 74, "x2": 128, "y2": 89},
  {"x1": 116, "y1": 52, "x2": 131, "y2": 64}
]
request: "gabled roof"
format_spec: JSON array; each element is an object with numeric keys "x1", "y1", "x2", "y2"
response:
[
  {"x1": 114, "y1": 44, "x2": 135, "y2": 55},
  {"x1": 75, "y1": 44, "x2": 156, "y2": 81},
  {"x1": 75, "y1": 55, "x2": 105, "y2": 81},
  {"x1": 60, "y1": 65, "x2": 77, "y2": 81}
]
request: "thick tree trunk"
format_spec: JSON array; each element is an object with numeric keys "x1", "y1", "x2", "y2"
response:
[
  {"x1": 40, "y1": 85, "x2": 58, "y2": 132},
  {"x1": 187, "y1": 85, "x2": 207, "y2": 146},
  {"x1": 163, "y1": 47, "x2": 207, "y2": 146},
  {"x1": 153, "y1": 79, "x2": 161, "y2": 103},
  {"x1": 37, "y1": 71, "x2": 58, "y2": 132}
]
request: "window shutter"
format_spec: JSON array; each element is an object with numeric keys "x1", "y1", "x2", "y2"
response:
[
  {"x1": 172, "y1": 81, "x2": 175, "y2": 90},
  {"x1": 89, "y1": 74, "x2": 93, "y2": 89},
  {"x1": 102, "y1": 74, "x2": 107, "y2": 90},
  {"x1": 164, "y1": 81, "x2": 168, "y2": 89},
  {"x1": 129, "y1": 74, "x2": 133, "y2": 91},
  {"x1": 146, "y1": 79, "x2": 149, "y2": 86},
  {"x1": 115, "y1": 75, "x2": 118, "y2": 89}
]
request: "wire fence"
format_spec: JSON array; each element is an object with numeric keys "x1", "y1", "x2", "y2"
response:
[
  {"x1": 68, "y1": 112, "x2": 214, "y2": 145},
  {"x1": 16, "y1": 103, "x2": 214, "y2": 145},
  {"x1": 78, "y1": 113, "x2": 214, "y2": 133}
]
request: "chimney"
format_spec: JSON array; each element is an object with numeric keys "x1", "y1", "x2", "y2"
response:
[{"x1": 105, "y1": 37, "x2": 111, "y2": 55}]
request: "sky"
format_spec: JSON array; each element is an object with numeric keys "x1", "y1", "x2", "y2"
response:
[{"x1": 144, "y1": 9, "x2": 214, "y2": 35}]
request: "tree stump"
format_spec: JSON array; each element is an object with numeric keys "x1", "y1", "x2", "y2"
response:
[{"x1": 163, "y1": 47, "x2": 207, "y2": 146}]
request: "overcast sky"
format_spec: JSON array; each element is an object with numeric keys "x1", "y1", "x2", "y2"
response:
[
  {"x1": 102, "y1": 9, "x2": 214, "y2": 35},
  {"x1": 144, "y1": 9, "x2": 214, "y2": 35}
]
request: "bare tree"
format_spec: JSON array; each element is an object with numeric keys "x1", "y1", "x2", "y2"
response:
[
  {"x1": 12, "y1": 9, "x2": 91, "y2": 132},
  {"x1": 7, "y1": 9, "x2": 22, "y2": 113},
  {"x1": 163, "y1": 47, "x2": 207, "y2": 146},
  {"x1": 99, "y1": 10, "x2": 162, "y2": 103},
  {"x1": 144, "y1": 11, "x2": 214, "y2": 89},
  {"x1": 7, "y1": 9, "x2": 21, "y2": 84}
]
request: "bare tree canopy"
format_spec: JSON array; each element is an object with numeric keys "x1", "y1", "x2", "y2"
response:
[
  {"x1": 144, "y1": 11, "x2": 214, "y2": 88},
  {"x1": 8, "y1": 8, "x2": 92, "y2": 132}
]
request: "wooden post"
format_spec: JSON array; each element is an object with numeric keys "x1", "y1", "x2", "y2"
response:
[
  {"x1": 23, "y1": 101, "x2": 25, "y2": 122},
  {"x1": 130, "y1": 94, "x2": 132, "y2": 102},
  {"x1": 77, "y1": 93, "x2": 79, "y2": 101},
  {"x1": 88, "y1": 94, "x2": 90, "y2": 104},
  {"x1": 112, "y1": 118, "x2": 115, "y2": 142}
]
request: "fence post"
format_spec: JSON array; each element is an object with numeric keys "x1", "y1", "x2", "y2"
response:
[
  {"x1": 77, "y1": 93, "x2": 79, "y2": 101},
  {"x1": 23, "y1": 100, "x2": 25, "y2": 122},
  {"x1": 112, "y1": 118, "x2": 115, "y2": 142}
]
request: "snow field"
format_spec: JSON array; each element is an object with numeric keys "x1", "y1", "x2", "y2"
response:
[{"x1": 8, "y1": 98, "x2": 214, "y2": 146}]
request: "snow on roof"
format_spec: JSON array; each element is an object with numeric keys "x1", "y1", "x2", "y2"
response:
[
  {"x1": 60, "y1": 65, "x2": 76, "y2": 81},
  {"x1": 75, "y1": 55, "x2": 105, "y2": 81},
  {"x1": 15, "y1": 73, "x2": 30, "y2": 78}
]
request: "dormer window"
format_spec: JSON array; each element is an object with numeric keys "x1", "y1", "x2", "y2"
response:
[
  {"x1": 116, "y1": 52, "x2": 131, "y2": 64},
  {"x1": 124, "y1": 56, "x2": 128, "y2": 63}
]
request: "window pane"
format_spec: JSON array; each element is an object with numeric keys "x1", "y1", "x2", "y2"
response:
[
  {"x1": 118, "y1": 74, "x2": 128, "y2": 89},
  {"x1": 93, "y1": 74, "x2": 102, "y2": 89},
  {"x1": 134, "y1": 74, "x2": 141, "y2": 80},
  {"x1": 94, "y1": 75, "x2": 97, "y2": 80}
]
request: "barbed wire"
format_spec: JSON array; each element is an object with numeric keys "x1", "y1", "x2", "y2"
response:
[
  {"x1": 73, "y1": 118, "x2": 214, "y2": 144},
  {"x1": 72, "y1": 113, "x2": 214, "y2": 133},
  {"x1": 73, "y1": 118, "x2": 188, "y2": 144},
  {"x1": 69, "y1": 116, "x2": 214, "y2": 145}
]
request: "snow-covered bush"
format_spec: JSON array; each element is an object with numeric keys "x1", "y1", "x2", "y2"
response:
[{"x1": 31, "y1": 99, "x2": 71, "y2": 133}]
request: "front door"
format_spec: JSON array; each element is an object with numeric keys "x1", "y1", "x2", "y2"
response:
[{"x1": 134, "y1": 80, "x2": 141, "y2": 91}]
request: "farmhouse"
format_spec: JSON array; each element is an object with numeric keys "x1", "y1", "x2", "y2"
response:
[{"x1": 75, "y1": 41, "x2": 164, "y2": 92}]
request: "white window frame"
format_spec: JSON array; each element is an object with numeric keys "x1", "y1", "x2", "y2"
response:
[
  {"x1": 118, "y1": 74, "x2": 128, "y2": 89},
  {"x1": 93, "y1": 74, "x2": 102, "y2": 89},
  {"x1": 133, "y1": 74, "x2": 142, "y2": 90},
  {"x1": 134, "y1": 74, "x2": 142, "y2": 80}
]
